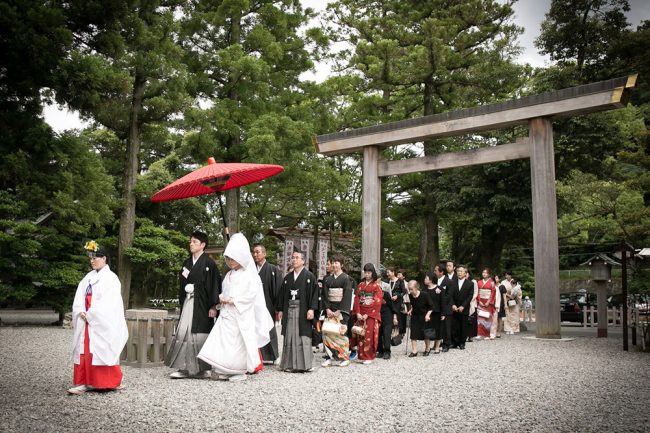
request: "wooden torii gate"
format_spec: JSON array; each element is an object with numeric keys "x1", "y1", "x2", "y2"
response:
[{"x1": 314, "y1": 74, "x2": 638, "y2": 339}]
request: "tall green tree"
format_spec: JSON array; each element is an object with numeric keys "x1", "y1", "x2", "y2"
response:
[
  {"x1": 535, "y1": 0, "x2": 630, "y2": 73},
  {"x1": 533, "y1": 1, "x2": 648, "y2": 285},
  {"x1": 0, "y1": 1, "x2": 117, "y2": 317},
  {"x1": 54, "y1": 0, "x2": 192, "y2": 307},
  {"x1": 177, "y1": 0, "x2": 321, "y2": 237},
  {"x1": 325, "y1": 0, "x2": 528, "y2": 272}
]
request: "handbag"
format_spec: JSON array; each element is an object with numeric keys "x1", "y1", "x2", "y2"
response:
[
  {"x1": 423, "y1": 328, "x2": 437, "y2": 340},
  {"x1": 478, "y1": 309, "x2": 490, "y2": 319},
  {"x1": 351, "y1": 324, "x2": 366, "y2": 336},
  {"x1": 322, "y1": 321, "x2": 344, "y2": 335},
  {"x1": 390, "y1": 327, "x2": 402, "y2": 346},
  {"x1": 508, "y1": 300, "x2": 517, "y2": 307}
]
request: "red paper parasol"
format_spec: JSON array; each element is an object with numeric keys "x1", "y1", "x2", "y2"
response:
[{"x1": 151, "y1": 157, "x2": 284, "y2": 240}]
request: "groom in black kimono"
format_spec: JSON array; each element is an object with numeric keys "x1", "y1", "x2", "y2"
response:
[
  {"x1": 165, "y1": 230, "x2": 221, "y2": 378},
  {"x1": 253, "y1": 244, "x2": 283, "y2": 364}
]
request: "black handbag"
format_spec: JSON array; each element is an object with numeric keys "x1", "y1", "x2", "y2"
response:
[
  {"x1": 423, "y1": 327, "x2": 437, "y2": 340},
  {"x1": 390, "y1": 327, "x2": 402, "y2": 346}
]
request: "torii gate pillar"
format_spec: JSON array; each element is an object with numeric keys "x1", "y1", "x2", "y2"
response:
[
  {"x1": 529, "y1": 118, "x2": 561, "y2": 338},
  {"x1": 362, "y1": 146, "x2": 381, "y2": 269}
]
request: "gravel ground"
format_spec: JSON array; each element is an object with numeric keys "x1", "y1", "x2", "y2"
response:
[{"x1": 1, "y1": 326, "x2": 648, "y2": 433}]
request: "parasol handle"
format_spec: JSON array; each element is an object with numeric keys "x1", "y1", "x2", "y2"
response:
[{"x1": 217, "y1": 192, "x2": 230, "y2": 242}]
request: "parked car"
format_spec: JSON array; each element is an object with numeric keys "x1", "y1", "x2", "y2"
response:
[
  {"x1": 609, "y1": 294, "x2": 649, "y2": 316},
  {"x1": 636, "y1": 295, "x2": 649, "y2": 316},
  {"x1": 560, "y1": 290, "x2": 596, "y2": 323}
]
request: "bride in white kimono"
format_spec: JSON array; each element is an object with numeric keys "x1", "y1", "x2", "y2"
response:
[{"x1": 197, "y1": 233, "x2": 274, "y2": 381}]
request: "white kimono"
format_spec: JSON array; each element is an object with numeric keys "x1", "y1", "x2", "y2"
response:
[
  {"x1": 71, "y1": 265, "x2": 128, "y2": 366},
  {"x1": 198, "y1": 233, "x2": 273, "y2": 374}
]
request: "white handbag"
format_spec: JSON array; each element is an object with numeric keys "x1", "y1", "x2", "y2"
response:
[
  {"x1": 322, "y1": 321, "x2": 345, "y2": 335},
  {"x1": 508, "y1": 300, "x2": 517, "y2": 307},
  {"x1": 478, "y1": 309, "x2": 490, "y2": 319}
]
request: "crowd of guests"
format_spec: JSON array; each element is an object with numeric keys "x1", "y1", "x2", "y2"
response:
[
  {"x1": 315, "y1": 258, "x2": 525, "y2": 366},
  {"x1": 67, "y1": 232, "x2": 527, "y2": 394}
]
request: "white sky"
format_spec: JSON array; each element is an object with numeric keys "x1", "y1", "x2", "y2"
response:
[{"x1": 44, "y1": 0, "x2": 650, "y2": 132}]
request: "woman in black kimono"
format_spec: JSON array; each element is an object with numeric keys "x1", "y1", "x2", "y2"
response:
[
  {"x1": 423, "y1": 271, "x2": 444, "y2": 354},
  {"x1": 406, "y1": 280, "x2": 433, "y2": 357}
]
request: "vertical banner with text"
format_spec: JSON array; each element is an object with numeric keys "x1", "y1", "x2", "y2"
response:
[
  {"x1": 284, "y1": 239, "x2": 294, "y2": 274},
  {"x1": 300, "y1": 239, "x2": 310, "y2": 271},
  {"x1": 318, "y1": 239, "x2": 329, "y2": 280}
]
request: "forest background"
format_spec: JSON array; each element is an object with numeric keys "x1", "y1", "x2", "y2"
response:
[{"x1": 1, "y1": 0, "x2": 648, "y2": 318}]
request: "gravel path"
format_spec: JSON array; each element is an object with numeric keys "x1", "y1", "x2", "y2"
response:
[{"x1": 1, "y1": 327, "x2": 648, "y2": 433}]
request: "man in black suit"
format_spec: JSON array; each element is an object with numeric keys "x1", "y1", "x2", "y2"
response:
[
  {"x1": 445, "y1": 260, "x2": 458, "y2": 283},
  {"x1": 434, "y1": 263, "x2": 453, "y2": 352},
  {"x1": 450, "y1": 265, "x2": 473, "y2": 350}
]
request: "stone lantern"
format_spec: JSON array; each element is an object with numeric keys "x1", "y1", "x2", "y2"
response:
[{"x1": 580, "y1": 254, "x2": 620, "y2": 338}]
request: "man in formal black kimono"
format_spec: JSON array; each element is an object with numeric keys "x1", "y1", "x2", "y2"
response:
[
  {"x1": 252, "y1": 244, "x2": 283, "y2": 364},
  {"x1": 165, "y1": 231, "x2": 221, "y2": 378},
  {"x1": 277, "y1": 251, "x2": 319, "y2": 372},
  {"x1": 450, "y1": 265, "x2": 473, "y2": 350}
]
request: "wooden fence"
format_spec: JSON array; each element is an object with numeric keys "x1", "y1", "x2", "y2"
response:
[{"x1": 120, "y1": 313, "x2": 178, "y2": 368}]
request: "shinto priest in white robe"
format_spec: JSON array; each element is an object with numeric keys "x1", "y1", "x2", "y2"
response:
[
  {"x1": 71, "y1": 265, "x2": 128, "y2": 366},
  {"x1": 198, "y1": 233, "x2": 274, "y2": 374}
]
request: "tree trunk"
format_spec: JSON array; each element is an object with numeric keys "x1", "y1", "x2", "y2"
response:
[
  {"x1": 424, "y1": 181, "x2": 440, "y2": 271},
  {"x1": 225, "y1": 187, "x2": 240, "y2": 236},
  {"x1": 223, "y1": 10, "x2": 242, "y2": 241},
  {"x1": 421, "y1": 77, "x2": 440, "y2": 271},
  {"x1": 478, "y1": 225, "x2": 505, "y2": 272},
  {"x1": 118, "y1": 71, "x2": 146, "y2": 309}
]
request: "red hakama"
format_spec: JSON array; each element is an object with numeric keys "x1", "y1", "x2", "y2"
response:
[{"x1": 73, "y1": 292, "x2": 122, "y2": 388}]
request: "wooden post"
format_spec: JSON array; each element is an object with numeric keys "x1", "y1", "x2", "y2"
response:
[
  {"x1": 126, "y1": 318, "x2": 137, "y2": 362},
  {"x1": 529, "y1": 118, "x2": 561, "y2": 339},
  {"x1": 595, "y1": 281, "x2": 608, "y2": 337},
  {"x1": 152, "y1": 319, "x2": 162, "y2": 362},
  {"x1": 362, "y1": 146, "x2": 381, "y2": 269},
  {"x1": 138, "y1": 318, "x2": 148, "y2": 365},
  {"x1": 622, "y1": 248, "x2": 629, "y2": 351}
]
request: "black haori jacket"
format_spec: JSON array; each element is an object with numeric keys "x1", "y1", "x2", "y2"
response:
[
  {"x1": 179, "y1": 253, "x2": 222, "y2": 334},
  {"x1": 257, "y1": 261, "x2": 283, "y2": 318},
  {"x1": 277, "y1": 268, "x2": 319, "y2": 338}
]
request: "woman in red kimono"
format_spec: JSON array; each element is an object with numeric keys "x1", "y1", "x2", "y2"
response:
[
  {"x1": 476, "y1": 268, "x2": 497, "y2": 340},
  {"x1": 351, "y1": 263, "x2": 383, "y2": 365}
]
